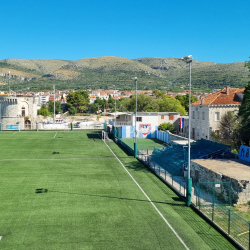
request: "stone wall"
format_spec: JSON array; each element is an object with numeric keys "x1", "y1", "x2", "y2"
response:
[
  {"x1": 0, "y1": 96, "x2": 39, "y2": 129},
  {"x1": 191, "y1": 161, "x2": 250, "y2": 205}
]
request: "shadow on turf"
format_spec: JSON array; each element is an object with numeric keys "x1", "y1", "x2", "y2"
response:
[
  {"x1": 87, "y1": 133, "x2": 101, "y2": 139},
  {"x1": 124, "y1": 161, "x2": 152, "y2": 173},
  {"x1": 42, "y1": 189, "x2": 185, "y2": 206}
]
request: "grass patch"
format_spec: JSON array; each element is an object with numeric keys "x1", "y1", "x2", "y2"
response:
[
  {"x1": 0, "y1": 130, "x2": 237, "y2": 249},
  {"x1": 121, "y1": 138, "x2": 166, "y2": 150}
]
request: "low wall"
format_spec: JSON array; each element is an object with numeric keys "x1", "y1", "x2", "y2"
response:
[
  {"x1": 168, "y1": 132, "x2": 188, "y2": 142},
  {"x1": 191, "y1": 161, "x2": 250, "y2": 205}
]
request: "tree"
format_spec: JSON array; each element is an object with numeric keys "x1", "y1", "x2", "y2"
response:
[
  {"x1": 218, "y1": 111, "x2": 241, "y2": 149},
  {"x1": 175, "y1": 94, "x2": 198, "y2": 112},
  {"x1": 90, "y1": 103, "x2": 99, "y2": 113},
  {"x1": 38, "y1": 104, "x2": 48, "y2": 116},
  {"x1": 158, "y1": 96, "x2": 186, "y2": 115},
  {"x1": 48, "y1": 101, "x2": 62, "y2": 114},
  {"x1": 94, "y1": 97, "x2": 106, "y2": 111},
  {"x1": 238, "y1": 58, "x2": 250, "y2": 145},
  {"x1": 68, "y1": 106, "x2": 77, "y2": 115},
  {"x1": 152, "y1": 89, "x2": 166, "y2": 99},
  {"x1": 158, "y1": 122, "x2": 175, "y2": 132},
  {"x1": 120, "y1": 94, "x2": 159, "y2": 112},
  {"x1": 67, "y1": 90, "x2": 90, "y2": 113}
]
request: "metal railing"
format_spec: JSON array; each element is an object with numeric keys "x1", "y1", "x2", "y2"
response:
[{"x1": 115, "y1": 139, "x2": 249, "y2": 249}]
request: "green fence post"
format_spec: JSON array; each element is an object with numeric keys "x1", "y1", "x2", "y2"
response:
[
  {"x1": 228, "y1": 209, "x2": 231, "y2": 235},
  {"x1": 36, "y1": 122, "x2": 38, "y2": 132},
  {"x1": 104, "y1": 122, "x2": 106, "y2": 130},
  {"x1": 134, "y1": 142, "x2": 137, "y2": 158},
  {"x1": 71, "y1": 123, "x2": 73, "y2": 131},
  {"x1": 186, "y1": 178, "x2": 192, "y2": 207},
  {"x1": 212, "y1": 183, "x2": 215, "y2": 221},
  {"x1": 0, "y1": 122, "x2": 2, "y2": 131},
  {"x1": 249, "y1": 223, "x2": 250, "y2": 250}
]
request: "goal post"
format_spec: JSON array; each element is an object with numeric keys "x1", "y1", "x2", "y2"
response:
[{"x1": 102, "y1": 130, "x2": 105, "y2": 142}]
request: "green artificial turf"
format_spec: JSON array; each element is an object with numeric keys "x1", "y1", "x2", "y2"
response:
[
  {"x1": 0, "y1": 130, "x2": 237, "y2": 249},
  {"x1": 121, "y1": 138, "x2": 166, "y2": 150}
]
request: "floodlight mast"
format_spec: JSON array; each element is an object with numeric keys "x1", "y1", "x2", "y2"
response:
[
  {"x1": 132, "y1": 77, "x2": 138, "y2": 158},
  {"x1": 181, "y1": 55, "x2": 192, "y2": 207},
  {"x1": 53, "y1": 85, "x2": 55, "y2": 124},
  {"x1": 113, "y1": 85, "x2": 117, "y2": 138}
]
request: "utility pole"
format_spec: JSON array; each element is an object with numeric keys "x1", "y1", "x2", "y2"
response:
[
  {"x1": 132, "y1": 77, "x2": 138, "y2": 158},
  {"x1": 8, "y1": 71, "x2": 10, "y2": 96}
]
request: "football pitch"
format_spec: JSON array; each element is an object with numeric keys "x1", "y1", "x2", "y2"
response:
[
  {"x1": 121, "y1": 138, "x2": 166, "y2": 150},
  {"x1": 0, "y1": 130, "x2": 237, "y2": 250}
]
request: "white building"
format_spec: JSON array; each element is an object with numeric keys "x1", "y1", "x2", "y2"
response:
[{"x1": 108, "y1": 112, "x2": 180, "y2": 138}]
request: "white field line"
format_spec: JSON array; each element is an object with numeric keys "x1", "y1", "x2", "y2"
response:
[
  {"x1": 103, "y1": 139, "x2": 189, "y2": 250},
  {"x1": 53, "y1": 132, "x2": 57, "y2": 139},
  {"x1": 13, "y1": 132, "x2": 17, "y2": 135},
  {"x1": 0, "y1": 236, "x2": 2, "y2": 241}
]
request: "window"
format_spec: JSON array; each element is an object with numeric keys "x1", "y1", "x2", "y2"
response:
[
  {"x1": 197, "y1": 111, "x2": 200, "y2": 119},
  {"x1": 22, "y1": 107, "x2": 25, "y2": 117},
  {"x1": 202, "y1": 112, "x2": 205, "y2": 120},
  {"x1": 192, "y1": 111, "x2": 195, "y2": 119},
  {"x1": 161, "y1": 115, "x2": 164, "y2": 119},
  {"x1": 136, "y1": 117, "x2": 142, "y2": 122},
  {"x1": 215, "y1": 112, "x2": 220, "y2": 121},
  {"x1": 169, "y1": 115, "x2": 174, "y2": 120},
  {"x1": 215, "y1": 130, "x2": 220, "y2": 136}
]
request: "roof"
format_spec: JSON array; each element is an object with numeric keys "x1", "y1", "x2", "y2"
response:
[{"x1": 192, "y1": 87, "x2": 245, "y2": 105}]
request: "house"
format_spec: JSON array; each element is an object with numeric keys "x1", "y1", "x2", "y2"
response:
[
  {"x1": 108, "y1": 112, "x2": 180, "y2": 138},
  {"x1": 190, "y1": 86, "x2": 244, "y2": 140}
]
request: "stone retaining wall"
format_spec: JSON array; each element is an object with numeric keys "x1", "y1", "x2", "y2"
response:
[{"x1": 191, "y1": 161, "x2": 250, "y2": 205}]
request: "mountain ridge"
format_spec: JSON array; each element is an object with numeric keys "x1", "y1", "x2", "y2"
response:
[{"x1": 0, "y1": 56, "x2": 248, "y2": 92}]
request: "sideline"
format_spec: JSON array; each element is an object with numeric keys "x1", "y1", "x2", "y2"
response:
[{"x1": 103, "y1": 139, "x2": 189, "y2": 250}]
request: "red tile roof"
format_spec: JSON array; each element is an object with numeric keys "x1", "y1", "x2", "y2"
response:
[{"x1": 191, "y1": 87, "x2": 245, "y2": 105}]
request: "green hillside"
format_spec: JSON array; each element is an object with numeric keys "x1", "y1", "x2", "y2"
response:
[{"x1": 0, "y1": 56, "x2": 248, "y2": 92}]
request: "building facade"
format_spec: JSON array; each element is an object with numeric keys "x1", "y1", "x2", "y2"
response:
[
  {"x1": 108, "y1": 112, "x2": 180, "y2": 138},
  {"x1": 190, "y1": 86, "x2": 244, "y2": 140},
  {"x1": 0, "y1": 95, "x2": 39, "y2": 129}
]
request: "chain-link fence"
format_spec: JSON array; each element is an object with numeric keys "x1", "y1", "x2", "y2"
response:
[
  {"x1": 137, "y1": 153, "x2": 250, "y2": 250},
  {"x1": 115, "y1": 136, "x2": 249, "y2": 249}
]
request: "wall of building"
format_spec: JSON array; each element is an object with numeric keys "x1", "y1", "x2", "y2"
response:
[
  {"x1": 0, "y1": 96, "x2": 39, "y2": 129},
  {"x1": 190, "y1": 104, "x2": 239, "y2": 140},
  {"x1": 157, "y1": 113, "x2": 180, "y2": 126}
]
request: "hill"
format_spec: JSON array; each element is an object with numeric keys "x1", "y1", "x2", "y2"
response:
[{"x1": 0, "y1": 56, "x2": 248, "y2": 92}]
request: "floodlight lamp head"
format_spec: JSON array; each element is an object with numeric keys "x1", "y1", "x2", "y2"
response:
[
  {"x1": 132, "y1": 77, "x2": 138, "y2": 81},
  {"x1": 181, "y1": 55, "x2": 193, "y2": 61}
]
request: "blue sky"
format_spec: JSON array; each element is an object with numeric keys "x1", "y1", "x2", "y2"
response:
[{"x1": 1, "y1": 0, "x2": 249, "y2": 63}]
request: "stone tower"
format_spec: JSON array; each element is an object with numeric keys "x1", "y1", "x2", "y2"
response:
[{"x1": 0, "y1": 95, "x2": 39, "y2": 129}]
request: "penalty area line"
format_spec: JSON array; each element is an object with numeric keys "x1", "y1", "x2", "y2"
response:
[
  {"x1": 53, "y1": 132, "x2": 57, "y2": 139},
  {"x1": 103, "y1": 139, "x2": 189, "y2": 250}
]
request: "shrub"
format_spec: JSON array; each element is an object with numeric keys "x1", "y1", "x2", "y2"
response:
[{"x1": 158, "y1": 122, "x2": 175, "y2": 132}]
